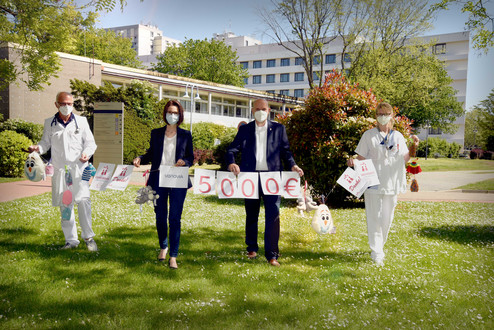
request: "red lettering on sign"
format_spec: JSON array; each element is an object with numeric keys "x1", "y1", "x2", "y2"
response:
[
  {"x1": 199, "y1": 176, "x2": 212, "y2": 193},
  {"x1": 284, "y1": 178, "x2": 298, "y2": 197}
]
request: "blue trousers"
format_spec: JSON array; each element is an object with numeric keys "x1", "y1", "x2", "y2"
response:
[
  {"x1": 244, "y1": 191, "x2": 281, "y2": 261},
  {"x1": 154, "y1": 187, "x2": 187, "y2": 257}
]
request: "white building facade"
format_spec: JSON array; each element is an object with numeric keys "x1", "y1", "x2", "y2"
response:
[{"x1": 218, "y1": 32, "x2": 470, "y2": 146}]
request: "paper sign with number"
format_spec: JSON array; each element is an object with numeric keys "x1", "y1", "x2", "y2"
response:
[
  {"x1": 259, "y1": 172, "x2": 281, "y2": 196},
  {"x1": 159, "y1": 166, "x2": 189, "y2": 188},
  {"x1": 193, "y1": 169, "x2": 216, "y2": 195},
  {"x1": 90, "y1": 163, "x2": 115, "y2": 191},
  {"x1": 107, "y1": 165, "x2": 134, "y2": 191},
  {"x1": 238, "y1": 172, "x2": 259, "y2": 199},
  {"x1": 282, "y1": 172, "x2": 301, "y2": 199},
  {"x1": 354, "y1": 159, "x2": 380, "y2": 187},
  {"x1": 336, "y1": 167, "x2": 368, "y2": 198},
  {"x1": 216, "y1": 171, "x2": 238, "y2": 199}
]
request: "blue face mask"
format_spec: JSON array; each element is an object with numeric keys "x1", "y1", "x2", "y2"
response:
[{"x1": 166, "y1": 113, "x2": 179, "y2": 125}]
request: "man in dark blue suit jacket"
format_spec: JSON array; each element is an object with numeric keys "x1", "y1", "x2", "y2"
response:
[{"x1": 226, "y1": 99, "x2": 304, "y2": 266}]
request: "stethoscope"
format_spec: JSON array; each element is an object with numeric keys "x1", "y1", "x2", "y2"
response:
[
  {"x1": 50, "y1": 113, "x2": 80, "y2": 134},
  {"x1": 379, "y1": 128, "x2": 394, "y2": 150}
]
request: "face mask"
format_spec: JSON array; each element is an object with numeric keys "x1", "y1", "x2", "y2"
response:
[
  {"x1": 166, "y1": 113, "x2": 179, "y2": 125},
  {"x1": 254, "y1": 110, "x2": 268, "y2": 123},
  {"x1": 59, "y1": 105, "x2": 73, "y2": 116},
  {"x1": 377, "y1": 115, "x2": 392, "y2": 126}
]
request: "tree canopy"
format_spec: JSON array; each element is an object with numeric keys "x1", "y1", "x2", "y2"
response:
[
  {"x1": 152, "y1": 39, "x2": 249, "y2": 87},
  {"x1": 0, "y1": 0, "x2": 132, "y2": 91},
  {"x1": 464, "y1": 89, "x2": 494, "y2": 150}
]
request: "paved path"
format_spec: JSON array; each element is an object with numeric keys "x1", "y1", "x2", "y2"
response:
[{"x1": 1, "y1": 168, "x2": 493, "y2": 203}]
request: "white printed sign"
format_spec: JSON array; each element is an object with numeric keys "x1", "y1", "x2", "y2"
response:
[
  {"x1": 260, "y1": 172, "x2": 281, "y2": 195},
  {"x1": 159, "y1": 166, "x2": 189, "y2": 188},
  {"x1": 107, "y1": 165, "x2": 134, "y2": 191},
  {"x1": 237, "y1": 172, "x2": 259, "y2": 199},
  {"x1": 216, "y1": 171, "x2": 238, "y2": 199},
  {"x1": 336, "y1": 167, "x2": 368, "y2": 198},
  {"x1": 193, "y1": 169, "x2": 216, "y2": 195},
  {"x1": 282, "y1": 172, "x2": 301, "y2": 199},
  {"x1": 354, "y1": 159, "x2": 380, "y2": 187},
  {"x1": 90, "y1": 163, "x2": 115, "y2": 191}
]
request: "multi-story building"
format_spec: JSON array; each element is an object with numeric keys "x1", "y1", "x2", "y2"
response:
[
  {"x1": 106, "y1": 24, "x2": 181, "y2": 68},
  {"x1": 215, "y1": 31, "x2": 470, "y2": 146}
]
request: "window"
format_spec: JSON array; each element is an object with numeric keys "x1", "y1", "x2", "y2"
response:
[
  {"x1": 325, "y1": 54, "x2": 336, "y2": 64},
  {"x1": 280, "y1": 73, "x2": 289, "y2": 83},
  {"x1": 294, "y1": 72, "x2": 304, "y2": 81},
  {"x1": 314, "y1": 55, "x2": 320, "y2": 65},
  {"x1": 267, "y1": 59, "x2": 276, "y2": 67},
  {"x1": 294, "y1": 89, "x2": 304, "y2": 98},
  {"x1": 343, "y1": 53, "x2": 351, "y2": 63},
  {"x1": 253, "y1": 75, "x2": 261, "y2": 84},
  {"x1": 266, "y1": 90, "x2": 275, "y2": 94},
  {"x1": 253, "y1": 60, "x2": 262, "y2": 69},
  {"x1": 240, "y1": 61, "x2": 248, "y2": 69},
  {"x1": 280, "y1": 58, "x2": 290, "y2": 66},
  {"x1": 312, "y1": 71, "x2": 320, "y2": 81},
  {"x1": 243, "y1": 77, "x2": 249, "y2": 85},
  {"x1": 266, "y1": 74, "x2": 275, "y2": 83},
  {"x1": 279, "y1": 90, "x2": 290, "y2": 96},
  {"x1": 295, "y1": 57, "x2": 304, "y2": 65},
  {"x1": 433, "y1": 43, "x2": 446, "y2": 55},
  {"x1": 429, "y1": 127, "x2": 443, "y2": 135}
]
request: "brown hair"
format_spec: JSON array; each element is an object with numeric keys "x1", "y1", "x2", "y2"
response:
[
  {"x1": 163, "y1": 100, "x2": 185, "y2": 125},
  {"x1": 375, "y1": 102, "x2": 393, "y2": 116}
]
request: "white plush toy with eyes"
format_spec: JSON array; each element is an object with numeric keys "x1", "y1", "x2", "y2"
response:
[
  {"x1": 311, "y1": 204, "x2": 336, "y2": 235},
  {"x1": 24, "y1": 152, "x2": 45, "y2": 182}
]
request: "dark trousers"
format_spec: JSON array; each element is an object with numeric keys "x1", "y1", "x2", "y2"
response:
[
  {"x1": 244, "y1": 191, "x2": 281, "y2": 261},
  {"x1": 154, "y1": 187, "x2": 187, "y2": 257}
]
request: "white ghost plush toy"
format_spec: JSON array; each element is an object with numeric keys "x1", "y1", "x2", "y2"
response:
[
  {"x1": 24, "y1": 152, "x2": 45, "y2": 182},
  {"x1": 311, "y1": 204, "x2": 336, "y2": 235}
]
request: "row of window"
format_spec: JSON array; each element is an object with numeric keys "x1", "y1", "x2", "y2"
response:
[
  {"x1": 241, "y1": 54, "x2": 351, "y2": 69},
  {"x1": 248, "y1": 71, "x2": 330, "y2": 85},
  {"x1": 264, "y1": 89, "x2": 305, "y2": 98}
]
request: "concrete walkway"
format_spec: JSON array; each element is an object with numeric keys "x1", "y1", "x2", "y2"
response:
[{"x1": 1, "y1": 168, "x2": 493, "y2": 203}]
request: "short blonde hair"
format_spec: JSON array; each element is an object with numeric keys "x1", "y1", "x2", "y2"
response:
[{"x1": 375, "y1": 102, "x2": 393, "y2": 115}]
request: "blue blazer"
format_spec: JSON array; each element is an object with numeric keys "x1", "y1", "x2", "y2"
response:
[
  {"x1": 139, "y1": 126, "x2": 194, "y2": 190},
  {"x1": 225, "y1": 120, "x2": 297, "y2": 172}
]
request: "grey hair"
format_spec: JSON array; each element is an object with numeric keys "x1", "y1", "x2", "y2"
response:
[{"x1": 55, "y1": 92, "x2": 73, "y2": 102}]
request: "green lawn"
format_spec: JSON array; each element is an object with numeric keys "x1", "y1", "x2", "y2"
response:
[
  {"x1": 457, "y1": 178, "x2": 494, "y2": 191},
  {"x1": 0, "y1": 177, "x2": 25, "y2": 183},
  {"x1": 415, "y1": 158, "x2": 494, "y2": 172},
  {"x1": 0, "y1": 188, "x2": 493, "y2": 328}
]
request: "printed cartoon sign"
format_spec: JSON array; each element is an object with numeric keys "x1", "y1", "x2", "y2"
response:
[
  {"x1": 90, "y1": 163, "x2": 116, "y2": 191},
  {"x1": 159, "y1": 166, "x2": 189, "y2": 188},
  {"x1": 354, "y1": 159, "x2": 380, "y2": 187},
  {"x1": 107, "y1": 165, "x2": 134, "y2": 191},
  {"x1": 336, "y1": 167, "x2": 368, "y2": 198}
]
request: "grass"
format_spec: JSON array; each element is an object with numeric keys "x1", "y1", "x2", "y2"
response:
[
  {"x1": 0, "y1": 188, "x2": 493, "y2": 328},
  {"x1": 456, "y1": 178, "x2": 494, "y2": 191},
  {"x1": 0, "y1": 177, "x2": 25, "y2": 184},
  {"x1": 415, "y1": 158, "x2": 494, "y2": 172}
]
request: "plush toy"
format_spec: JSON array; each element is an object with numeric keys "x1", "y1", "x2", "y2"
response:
[
  {"x1": 297, "y1": 181, "x2": 319, "y2": 216},
  {"x1": 406, "y1": 137, "x2": 422, "y2": 192},
  {"x1": 311, "y1": 204, "x2": 336, "y2": 235},
  {"x1": 82, "y1": 163, "x2": 96, "y2": 181},
  {"x1": 24, "y1": 152, "x2": 45, "y2": 182},
  {"x1": 61, "y1": 166, "x2": 73, "y2": 221},
  {"x1": 135, "y1": 185, "x2": 160, "y2": 212}
]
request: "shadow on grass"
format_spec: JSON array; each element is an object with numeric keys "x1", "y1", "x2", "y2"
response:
[{"x1": 418, "y1": 225, "x2": 494, "y2": 245}]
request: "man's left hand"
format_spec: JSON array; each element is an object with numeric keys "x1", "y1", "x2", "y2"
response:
[
  {"x1": 79, "y1": 153, "x2": 89, "y2": 162},
  {"x1": 292, "y1": 165, "x2": 304, "y2": 177}
]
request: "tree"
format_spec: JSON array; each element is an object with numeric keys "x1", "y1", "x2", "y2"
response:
[
  {"x1": 69, "y1": 28, "x2": 143, "y2": 69},
  {"x1": 277, "y1": 70, "x2": 414, "y2": 204},
  {"x1": 0, "y1": 0, "x2": 130, "y2": 91},
  {"x1": 152, "y1": 39, "x2": 248, "y2": 87},
  {"x1": 431, "y1": 0, "x2": 494, "y2": 53},
  {"x1": 259, "y1": 0, "x2": 341, "y2": 89},
  {"x1": 465, "y1": 89, "x2": 494, "y2": 149},
  {"x1": 347, "y1": 45, "x2": 464, "y2": 132}
]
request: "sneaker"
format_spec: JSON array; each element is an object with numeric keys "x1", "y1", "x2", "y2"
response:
[
  {"x1": 60, "y1": 242, "x2": 78, "y2": 250},
  {"x1": 85, "y1": 238, "x2": 98, "y2": 252}
]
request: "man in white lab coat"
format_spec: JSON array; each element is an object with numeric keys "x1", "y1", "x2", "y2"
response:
[{"x1": 29, "y1": 92, "x2": 98, "y2": 251}]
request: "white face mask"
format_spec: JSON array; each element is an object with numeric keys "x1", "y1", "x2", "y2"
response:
[
  {"x1": 254, "y1": 110, "x2": 268, "y2": 123},
  {"x1": 377, "y1": 115, "x2": 392, "y2": 126},
  {"x1": 166, "y1": 113, "x2": 179, "y2": 125},
  {"x1": 59, "y1": 105, "x2": 73, "y2": 116}
]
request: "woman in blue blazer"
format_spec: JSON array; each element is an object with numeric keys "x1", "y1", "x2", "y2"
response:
[{"x1": 133, "y1": 100, "x2": 194, "y2": 269}]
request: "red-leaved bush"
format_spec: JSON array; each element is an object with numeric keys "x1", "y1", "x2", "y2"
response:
[{"x1": 278, "y1": 70, "x2": 414, "y2": 204}]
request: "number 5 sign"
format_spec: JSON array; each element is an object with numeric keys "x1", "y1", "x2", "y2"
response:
[{"x1": 193, "y1": 169, "x2": 216, "y2": 195}]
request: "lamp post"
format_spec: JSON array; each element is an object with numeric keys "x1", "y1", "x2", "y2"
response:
[
  {"x1": 183, "y1": 84, "x2": 201, "y2": 136},
  {"x1": 424, "y1": 122, "x2": 431, "y2": 160},
  {"x1": 473, "y1": 127, "x2": 478, "y2": 149}
]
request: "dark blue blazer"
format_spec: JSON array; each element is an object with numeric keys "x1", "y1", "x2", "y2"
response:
[
  {"x1": 139, "y1": 126, "x2": 194, "y2": 190},
  {"x1": 225, "y1": 120, "x2": 296, "y2": 172}
]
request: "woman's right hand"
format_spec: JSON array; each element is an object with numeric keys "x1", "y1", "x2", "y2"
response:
[
  {"x1": 346, "y1": 158, "x2": 355, "y2": 167},
  {"x1": 133, "y1": 157, "x2": 141, "y2": 167}
]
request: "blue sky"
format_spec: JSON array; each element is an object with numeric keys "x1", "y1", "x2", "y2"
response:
[{"x1": 93, "y1": 0, "x2": 493, "y2": 111}]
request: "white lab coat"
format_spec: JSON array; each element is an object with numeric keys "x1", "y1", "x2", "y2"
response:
[{"x1": 38, "y1": 114, "x2": 97, "y2": 206}]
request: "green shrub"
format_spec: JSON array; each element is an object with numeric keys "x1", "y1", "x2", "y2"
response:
[
  {"x1": 417, "y1": 137, "x2": 461, "y2": 158},
  {"x1": 123, "y1": 108, "x2": 158, "y2": 164},
  {"x1": 0, "y1": 118, "x2": 44, "y2": 143},
  {"x1": 0, "y1": 130, "x2": 33, "y2": 177},
  {"x1": 278, "y1": 70, "x2": 413, "y2": 204},
  {"x1": 213, "y1": 128, "x2": 238, "y2": 169}
]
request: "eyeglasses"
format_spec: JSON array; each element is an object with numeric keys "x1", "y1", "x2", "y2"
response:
[
  {"x1": 377, "y1": 113, "x2": 392, "y2": 116},
  {"x1": 58, "y1": 102, "x2": 73, "y2": 106}
]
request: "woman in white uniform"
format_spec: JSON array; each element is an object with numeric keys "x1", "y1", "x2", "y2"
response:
[
  {"x1": 29, "y1": 92, "x2": 98, "y2": 251},
  {"x1": 347, "y1": 102, "x2": 419, "y2": 266}
]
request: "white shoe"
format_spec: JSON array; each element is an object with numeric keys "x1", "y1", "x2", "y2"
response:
[
  {"x1": 374, "y1": 258, "x2": 384, "y2": 267},
  {"x1": 60, "y1": 242, "x2": 78, "y2": 250},
  {"x1": 85, "y1": 238, "x2": 98, "y2": 252}
]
